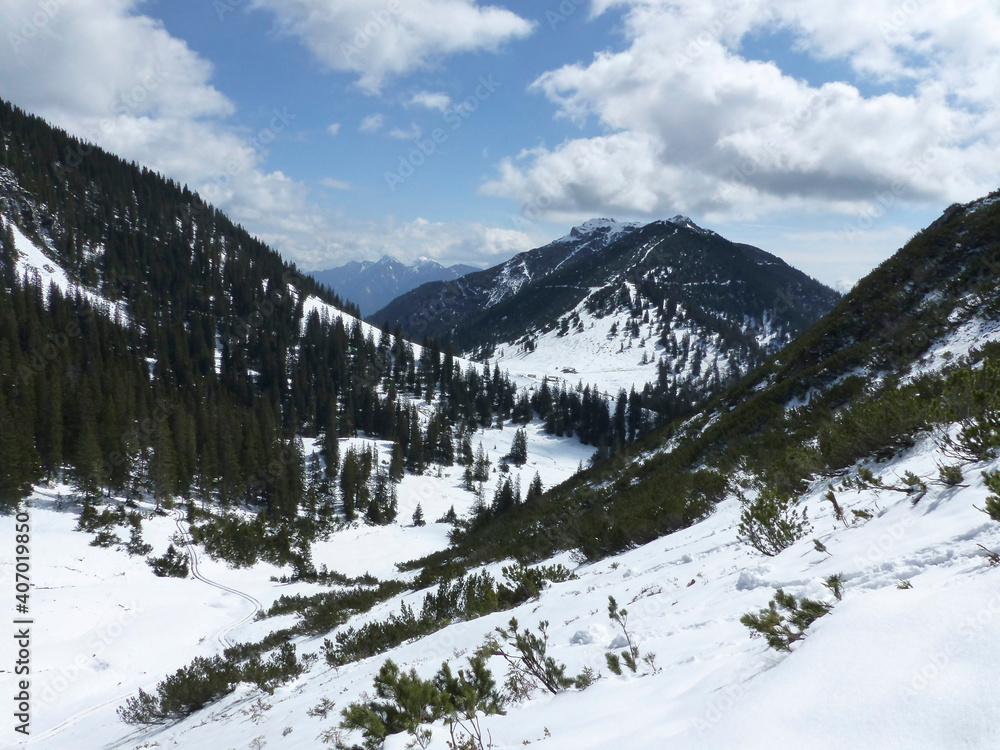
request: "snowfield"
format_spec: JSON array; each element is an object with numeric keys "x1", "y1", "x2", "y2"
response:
[{"x1": 4, "y1": 427, "x2": 1000, "y2": 749}]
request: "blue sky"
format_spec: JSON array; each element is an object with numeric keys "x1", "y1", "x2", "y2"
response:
[{"x1": 2, "y1": 1, "x2": 999, "y2": 290}]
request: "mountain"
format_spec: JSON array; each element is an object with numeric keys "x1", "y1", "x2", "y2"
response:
[
  {"x1": 369, "y1": 218, "x2": 642, "y2": 336},
  {"x1": 376, "y1": 216, "x2": 840, "y2": 414},
  {"x1": 14, "y1": 189, "x2": 1000, "y2": 750},
  {"x1": 310, "y1": 255, "x2": 479, "y2": 317},
  {"x1": 426, "y1": 190, "x2": 1000, "y2": 565}
]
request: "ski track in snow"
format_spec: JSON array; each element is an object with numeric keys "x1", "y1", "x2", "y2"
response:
[
  {"x1": 11, "y1": 513, "x2": 264, "y2": 749},
  {"x1": 172, "y1": 511, "x2": 263, "y2": 651}
]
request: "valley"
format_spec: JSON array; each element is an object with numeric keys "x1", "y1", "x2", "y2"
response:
[{"x1": 1, "y1": 97, "x2": 1000, "y2": 750}]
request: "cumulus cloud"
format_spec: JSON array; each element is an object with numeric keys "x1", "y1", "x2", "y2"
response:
[
  {"x1": 250, "y1": 0, "x2": 534, "y2": 94},
  {"x1": 482, "y1": 0, "x2": 1000, "y2": 224},
  {"x1": 268, "y1": 215, "x2": 538, "y2": 270},
  {"x1": 0, "y1": 0, "x2": 333, "y2": 264},
  {"x1": 388, "y1": 122, "x2": 422, "y2": 140},
  {"x1": 0, "y1": 0, "x2": 528, "y2": 275},
  {"x1": 410, "y1": 91, "x2": 452, "y2": 111},
  {"x1": 359, "y1": 113, "x2": 386, "y2": 132},
  {"x1": 326, "y1": 122, "x2": 341, "y2": 136}
]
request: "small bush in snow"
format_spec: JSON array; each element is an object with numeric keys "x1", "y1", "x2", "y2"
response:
[
  {"x1": 737, "y1": 485, "x2": 810, "y2": 556},
  {"x1": 484, "y1": 618, "x2": 593, "y2": 699},
  {"x1": 740, "y1": 588, "x2": 833, "y2": 652},
  {"x1": 823, "y1": 573, "x2": 844, "y2": 601},
  {"x1": 338, "y1": 654, "x2": 503, "y2": 750},
  {"x1": 937, "y1": 463, "x2": 965, "y2": 486},
  {"x1": 604, "y1": 596, "x2": 658, "y2": 677},
  {"x1": 147, "y1": 544, "x2": 189, "y2": 578},
  {"x1": 954, "y1": 409, "x2": 1000, "y2": 461},
  {"x1": 981, "y1": 469, "x2": 1000, "y2": 523}
]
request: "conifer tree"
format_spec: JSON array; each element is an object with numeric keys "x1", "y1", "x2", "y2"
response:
[
  {"x1": 525, "y1": 471, "x2": 543, "y2": 503},
  {"x1": 510, "y1": 428, "x2": 528, "y2": 466}
]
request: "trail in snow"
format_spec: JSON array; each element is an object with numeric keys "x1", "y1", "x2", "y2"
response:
[
  {"x1": 21, "y1": 691, "x2": 138, "y2": 748},
  {"x1": 16, "y1": 513, "x2": 263, "y2": 748},
  {"x1": 172, "y1": 511, "x2": 262, "y2": 650}
]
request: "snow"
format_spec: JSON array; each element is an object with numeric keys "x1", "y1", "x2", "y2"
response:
[
  {"x1": 7, "y1": 219, "x2": 129, "y2": 321},
  {"x1": 10, "y1": 223, "x2": 72, "y2": 296},
  {"x1": 490, "y1": 294, "x2": 736, "y2": 397},
  {"x1": 5, "y1": 419, "x2": 1000, "y2": 749},
  {"x1": 552, "y1": 218, "x2": 640, "y2": 248},
  {"x1": 904, "y1": 316, "x2": 1000, "y2": 383},
  {"x1": 967, "y1": 192, "x2": 1000, "y2": 215}
]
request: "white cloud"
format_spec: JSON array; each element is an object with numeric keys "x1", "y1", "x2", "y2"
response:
[
  {"x1": 0, "y1": 1, "x2": 345, "y2": 274},
  {"x1": 482, "y1": 0, "x2": 1000, "y2": 225},
  {"x1": 279, "y1": 215, "x2": 538, "y2": 270},
  {"x1": 359, "y1": 113, "x2": 386, "y2": 132},
  {"x1": 326, "y1": 122, "x2": 341, "y2": 136},
  {"x1": 320, "y1": 177, "x2": 352, "y2": 190},
  {"x1": 387, "y1": 122, "x2": 422, "y2": 140},
  {"x1": 410, "y1": 90, "x2": 452, "y2": 111},
  {"x1": 0, "y1": 0, "x2": 532, "y2": 282},
  {"x1": 249, "y1": 0, "x2": 534, "y2": 94}
]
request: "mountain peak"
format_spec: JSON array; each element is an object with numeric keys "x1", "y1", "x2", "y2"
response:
[
  {"x1": 666, "y1": 215, "x2": 714, "y2": 235},
  {"x1": 562, "y1": 218, "x2": 642, "y2": 243}
]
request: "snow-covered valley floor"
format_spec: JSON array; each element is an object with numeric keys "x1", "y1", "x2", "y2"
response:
[{"x1": 3, "y1": 428, "x2": 1000, "y2": 749}]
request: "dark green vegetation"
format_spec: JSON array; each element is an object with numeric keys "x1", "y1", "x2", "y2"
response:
[
  {"x1": 118, "y1": 637, "x2": 306, "y2": 725},
  {"x1": 410, "y1": 193, "x2": 1000, "y2": 570},
  {"x1": 335, "y1": 614, "x2": 598, "y2": 750},
  {"x1": 741, "y1": 588, "x2": 834, "y2": 651},
  {"x1": 322, "y1": 564, "x2": 575, "y2": 667},
  {"x1": 338, "y1": 655, "x2": 504, "y2": 750}
]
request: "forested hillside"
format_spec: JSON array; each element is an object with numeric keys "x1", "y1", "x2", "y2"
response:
[{"x1": 0, "y1": 100, "x2": 665, "y2": 528}]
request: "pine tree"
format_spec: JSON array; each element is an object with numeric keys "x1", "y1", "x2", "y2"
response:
[
  {"x1": 340, "y1": 449, "x2": 359, "y2": 522},
  {"x1": 473, "y1": 442, "x2": 490, "y2": 482},
  {"x1": 0, "y1": 390, "x2": 37, "y2": 508},
  {"x1": 510, "y1": 428, "x2": 528, "y2": 466},
  {"x1": 459, "y1": 434, "x2": 474, "y2": 466},
  {"x1": 1, "y1": 219, "x2": 17, "y2": 289},
  {"x1": 525, "y1": 471, "x2": 543, "y2": 503},
  {"x1": 149, "y1": 420, "x2": 178, "y2": 510},
  {"x1": 493, "y1": 477, "x2": 515, "y2": 514},
  {"x1": 321, "y1": 424, "x2": 339, "y2": 479},
  {"x1": 412, "y1": 503, "x2": 425, "y2": 527},
  {"x1": 72, "y1": 401, "x2": 106, "y2": 500},
  {"x1": 389, "y1": 441, "x2": 405, "y2": 483}
]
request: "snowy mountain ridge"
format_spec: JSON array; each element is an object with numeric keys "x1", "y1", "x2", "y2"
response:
[{"x1": 375, "y1": 217, "x2": 839, "y2": 404}]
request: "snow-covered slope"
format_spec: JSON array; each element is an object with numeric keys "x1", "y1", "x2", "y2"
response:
[
  {"x1": 473, "y1": 218, "x2": 837, "y2": 399},
  {"x1": 1, "y1": 418, "x2": 594, "y2": 749},
  {"x1": 6, "y1": 425, "x2": 999, "y2": 749},
  {"x1": 7, "y1": 217, "x2": 128, "y2": 321}
]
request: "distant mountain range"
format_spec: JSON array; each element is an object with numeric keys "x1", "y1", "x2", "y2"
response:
[{"x1": 310, "y1": 255, "x2": 479, "y2": 317}]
